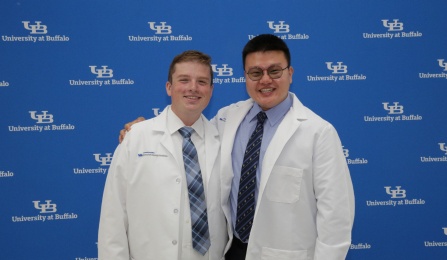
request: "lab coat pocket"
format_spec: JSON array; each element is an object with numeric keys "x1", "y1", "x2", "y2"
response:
[
  {"x1": 265, "y1": 166, "x2": 302, "y2": 203},
  {"x1": 261, "y1": 246, "x2": 308, "y2": 260}
]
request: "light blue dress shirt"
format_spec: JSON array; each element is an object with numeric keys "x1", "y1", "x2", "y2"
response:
[{"x1": 230, "y1": 93, "x2": 293, "y2": 240}]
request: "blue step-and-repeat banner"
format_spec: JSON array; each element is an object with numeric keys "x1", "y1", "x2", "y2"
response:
[{"x1": 1, "y1": 0, "x2": 446, "y2": 259}]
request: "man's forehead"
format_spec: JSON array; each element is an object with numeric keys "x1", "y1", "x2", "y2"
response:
[
  {"x1": 173, "y1": 62, "x2": 211, "y2": 79},
  {"x1": 247, "y1": 50, "x2": 285, "y2": 59},
  {"x1": 175, "y1": 61, "x2": 209, "y2": 69},
  {"x1": 174, "y1": 62, "x2": 209, "y2": 71},
  {"x1": 245, "y1": 51, "x2": 287, "y2": 66}
]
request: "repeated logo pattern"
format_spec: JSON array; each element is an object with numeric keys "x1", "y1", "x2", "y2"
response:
[{"x1": 1, "y1": 2, "x2": 446, "y2": 259}]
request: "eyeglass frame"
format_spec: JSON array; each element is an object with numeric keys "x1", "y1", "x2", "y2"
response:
[{"x1": 245, "y1": 65, "x2": 290, "y2": 81}]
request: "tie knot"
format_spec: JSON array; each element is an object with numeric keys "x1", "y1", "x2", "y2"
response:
[
  {"x1": 179, "y1": 127, "x2": 194, "y2": 139},
  {"x1": 257, "y1": 111, "x2": 267, "y2": 124}
]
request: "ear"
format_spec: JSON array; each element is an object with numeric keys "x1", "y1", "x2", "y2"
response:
[
  {"x1": 209, "y1": 83, "x2": 214, "y2": 96},
  {"x1": 288, "y1": 66, "x2": 294, "y2": 84},
  {"x1": 166, "y1": 81, "x2": 172, "y2": 96}
]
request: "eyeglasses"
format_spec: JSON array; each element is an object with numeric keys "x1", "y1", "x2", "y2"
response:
[{"x1": 245, "y1": 65, "x2": 289, "y2": 81}]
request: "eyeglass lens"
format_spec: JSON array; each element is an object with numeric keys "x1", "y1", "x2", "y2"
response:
[{"x1": 247, "y1": 65, "x2": 286, "y2": 80}]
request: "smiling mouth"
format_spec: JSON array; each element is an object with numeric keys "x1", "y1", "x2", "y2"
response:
[
  {"x1": 185, "y1": 96, "x2": 200, "y2": 100},
  {"x1": 260, "y1": 88, "x2": 273, "y2": 93}
]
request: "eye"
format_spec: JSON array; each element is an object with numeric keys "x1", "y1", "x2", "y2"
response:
[
  {"x1": 249, "y1": 70, "x2": 262, "y2": 77},
  {"x1": 269, "y1": 69, "x2": 281, "y2": 75},
  {"x1": 269, "y1": 66, "x2": 282, "y2": 73}
]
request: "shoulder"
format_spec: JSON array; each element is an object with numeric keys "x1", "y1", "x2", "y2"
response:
[
  {"x1": 215, "y1": 98, "x2": 253, "y2": 118},
  {"x1": 201, "y1": 114, "x2": 219, "y2": 137},
  {"x1": 125, "y1": 116, "x2": 162, "y2": 144},
  {"x1": 131, "y1": 106, "x2": 168, "y2": 134},
  {"x1": 290, "y1": 94, "x2": 335, "y2": 134}
]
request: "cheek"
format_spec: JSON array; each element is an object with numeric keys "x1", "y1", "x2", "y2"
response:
[
  {"x1": 245, "y1": 82, "x2": 256, "y2": 93},
  {"x1": 202, "y1": 86, "x2": 213, "y2": 95}
]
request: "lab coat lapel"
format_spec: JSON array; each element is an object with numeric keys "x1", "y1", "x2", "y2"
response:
[
  {"x1": 154, "y1": 108, "x2": 183, "y2": 168},
  {"x1": 255, "y1": 94, "x2": 307, "y2": 218},
  {"x1": 220, "y1": 100, "x2": 254, "y2": 225},
  {"x1": 202, "y1": 115, "x2": 219, "y2": 187},
  {"x1": 220, "y1": 100, "x2": 254, "y2": 183}
]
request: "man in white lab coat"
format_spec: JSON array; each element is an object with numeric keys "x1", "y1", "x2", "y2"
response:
[
  {"x1": 98, "y1": 50, "x2": 228, "y2": 260},
  {"x1": 216, "y1": 34, "x2": 354, "y2": 260}
]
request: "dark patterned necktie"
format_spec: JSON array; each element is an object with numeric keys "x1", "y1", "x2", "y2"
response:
[
  {"x1": 235, "y1": 111, "x2": 267, "y2": 242},
  {"x1": 178, "y1": 127, "x2": 210, "y2": 255}
]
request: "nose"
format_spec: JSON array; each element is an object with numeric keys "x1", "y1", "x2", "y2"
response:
[
  {"x1": 189, "y1": 80, "x2": 199, "y2": 91},
  {"x1": 259, "y1": 70, "x2": 272, "y2": 83}
]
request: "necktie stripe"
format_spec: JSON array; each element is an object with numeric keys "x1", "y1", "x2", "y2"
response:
[
  {"x1": 235, "y1": 111, "x2": 267, "y2": 243},
  {"x1": 178, "y1": 127, "x2": 210, "y2": 255}
]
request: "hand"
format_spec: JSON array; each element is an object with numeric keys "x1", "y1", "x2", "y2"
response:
[{"x1": 119, "y1": 117, "x2": 145, "y2": 143}]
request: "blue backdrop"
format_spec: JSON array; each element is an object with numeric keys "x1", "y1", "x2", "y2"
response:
[{"x1": 1, "y1": 0, "x2": 446, "y2": 259}]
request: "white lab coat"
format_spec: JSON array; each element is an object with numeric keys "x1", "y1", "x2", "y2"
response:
[
  {"x1": 98, "y1": 106, "x2": 228, "y2": 260},
  {"x1": 213, "y1": 93, "x2": 355, "y2": 260}
]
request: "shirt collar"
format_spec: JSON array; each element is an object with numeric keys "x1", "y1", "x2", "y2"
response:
[
  {"x1": 248, "y1": 93, "x2": 292, "y2": 126},
  {"x1": 167, "y1": 106, "x2": 204, "y2": 139}
]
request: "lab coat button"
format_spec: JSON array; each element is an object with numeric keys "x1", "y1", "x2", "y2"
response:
[
  {"x1": 174, "y1": 209, "x2": 179, "y2": 214},
  {"x1": 176, "y1": 178, "x2": 181, "y2": 183},
  {"x1": 172, "y1": 240, "x2": 178, "y2": 245}
]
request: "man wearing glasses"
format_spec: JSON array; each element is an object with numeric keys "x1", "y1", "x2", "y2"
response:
[
  {"x1": 119, "y1": 34, "x2": 354, "y2": 260},
  {"x1": 214, "y1": 34, "x2": 355, "y2": 260}
]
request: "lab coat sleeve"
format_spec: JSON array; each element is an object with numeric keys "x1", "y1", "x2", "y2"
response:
[
  {"x1": 98, "y1": 141, "x2": 131, "y2": 260},
  {"x1": 313, "y1": 124, "x2": 355, "y2": 260}
]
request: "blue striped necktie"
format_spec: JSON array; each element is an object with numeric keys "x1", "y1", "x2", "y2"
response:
[
  {"x1": 178, "y1": 127, "x2": 210, "y2": 255},
  {"x1": 235, "y1": 111, "x2": 267, "y2": 243}
]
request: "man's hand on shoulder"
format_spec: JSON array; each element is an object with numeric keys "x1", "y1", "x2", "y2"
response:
[{"x1": 119, "y1": 117, "x2": 145, "y2": 143}]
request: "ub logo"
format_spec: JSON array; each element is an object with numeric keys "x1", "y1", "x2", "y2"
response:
[
  {"x1": 152, "y1": 108, "x2": 160, "y2": 116},
  {"x1": 342, "y1": 146, "x2": 349, "y2": 158},
  {"x1": 382, "y1": 102, "x2": 404, "y2": 114},
  {"x1": 33, "y1": 200, "x2": 57, "y2": 213},
  {"x1": 29, "y1": 111, "x2": 54, "y2": 124},
  {"x1": 148, "y1": 22, "x2": 172, "y2": 34},
  {"x1": 267, "y1": 21, "x2": 290, "y2": 33},
  {"x1": 326, "y1": 62, "x2": 348, "y2": 74},
  {"x1": 384, "y1": 186, "x2": 406, "y2": 199},
  {"x1": 382, "y1": 19, "x2": 404, "y2": 31},
  {"x1": 438, "y1": 59, "x2": 447, "y2": 71},
  {"x1": 443, "y1": 227, "x2": 447, "y2": 235},
  {"x1": 211, "y1": 64, "x2": 233, "y2": 77},
  {"x1": 89, "y1": 66, "x2": 113, "y2": 78},
  {"x1": 94, "y1": 153, "x2": 113, "y2": 166},
  {"x1": 22, "y1": 21, "x2": 48, "y2": 34},
  {"x1": 439, "y1": 143, "x2": 447, "y2": 155}
]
